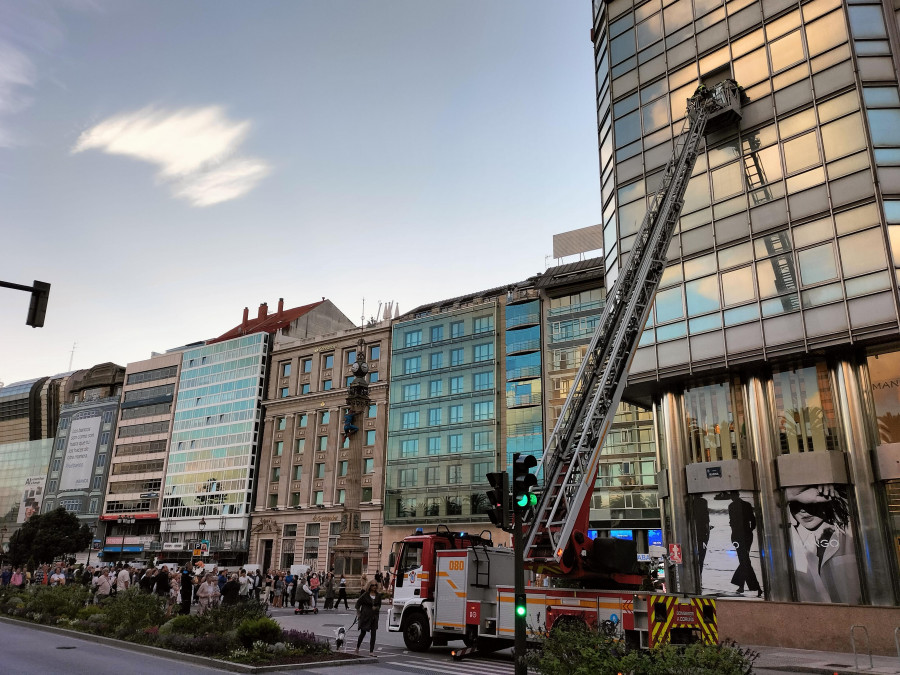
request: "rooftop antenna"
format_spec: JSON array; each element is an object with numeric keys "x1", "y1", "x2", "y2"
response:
[{"x1": 68, "y1": 341, "x2": 77, "y2": 371}]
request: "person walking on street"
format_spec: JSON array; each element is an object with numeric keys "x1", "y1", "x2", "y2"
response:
[
  {"x1": 273, "y1": 573, "x2": 284, "y2": 608},
  {"x1": 355, "y1": 581, "x2": 382, "y2": 656},
  {"x1": 222, "y1": 573, "x2": 240, "y2": 605},
  {"x1": 196, "y1": 573, "x2": 220, "y2": 613},
  {"x1": 253, "y1": 570, "x2": 262, "y2": 601},
  {"x1": 154, "y1": 565, "x2": 170, "y2": 598},
  {"x1": 180, "y1": 567, "x2": 193, "y2": 615},
  {"x1": 337, "y1": 574, "x2": 349, "y2": 609},
  {"x1": 323, "y1": 573, "x2": 335, "y2": 610},
  {"x1": 238, "y1": 569, "x2": 252, "y2": 602},
  {"x1": 309, "y1": 572, "x2": 320, "y2": 608},
  {"x1": 116, "y1": 565, "x2": 131, "y2": 594}
]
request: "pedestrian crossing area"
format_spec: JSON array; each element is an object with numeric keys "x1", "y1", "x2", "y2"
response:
[{"x1": 372, "y1": 654, "x2": 516, "y2": 675}]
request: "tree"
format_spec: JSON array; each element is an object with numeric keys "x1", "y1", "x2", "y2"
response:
[{"x1": 8, "y1": 507, "x2": 92, "y2": 566}]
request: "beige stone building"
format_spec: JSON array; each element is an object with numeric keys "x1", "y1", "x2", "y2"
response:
[
  {"x1": 101, "y1": 350, "x2": 184, "y2": 564},
  {"x1": 250, "y1": 320, "x2": 391, "y2": 575}
]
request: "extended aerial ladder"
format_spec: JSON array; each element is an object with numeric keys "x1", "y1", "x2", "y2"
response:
[{"x1": 523, "y1": 80, "x2": 742, "y2": 576}]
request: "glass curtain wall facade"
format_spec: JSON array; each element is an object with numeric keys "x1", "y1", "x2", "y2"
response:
[
  {"x1": 594, "y1": 0, "x2": 900, "y2": 606},
  {"x1": 385, "y1": 302, "x2": 500, "y2": 530},
  {"x1": 594, "y1": 0, "x2": 900, "y2": 378},
  {"x1": 505, "y1": 293, "x2": 544, "y2": 473},
  {"x1": 0, "y1": 439, "x2": 54, "y2": 536},
  {"x1": 161, "y1": 334, "x2": 267, "y2": 558}
]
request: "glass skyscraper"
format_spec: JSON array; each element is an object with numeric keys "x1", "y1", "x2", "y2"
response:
[
  {"x1": 161, "y1": 333, "x2": 267, "y2": 559},
  {"x1": 592, "y1": 0, "x2": 900, "y2": 605}
]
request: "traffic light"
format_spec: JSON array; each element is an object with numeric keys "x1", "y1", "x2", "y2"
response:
[
  {"x1": 486, "y1": 471, "x2": 510, "y2": 531},
  {"x1": 26, "y1": 281, "x2": 50, "y2": 328},
  {"x1": 512, "y1": 452, "x2": 538, "y2": 515},
  {"x1": 515, "y1": 592, "x2": 527, "y2": 618}
]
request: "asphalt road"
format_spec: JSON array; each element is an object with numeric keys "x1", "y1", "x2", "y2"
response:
[
  {"x1": 0, "y1": 620, "x2": 225, "y2": 675},
  {"x1": 0, "y1": 608, "x2": 813, "y2": 675}
]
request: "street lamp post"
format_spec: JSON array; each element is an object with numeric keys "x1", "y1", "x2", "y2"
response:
[
  {"x1": 197, "y1": 517, "x2": 206, "y2": 566},
  {"x1": 86, "y1": 523, "x2": 96, "y2": 567}
]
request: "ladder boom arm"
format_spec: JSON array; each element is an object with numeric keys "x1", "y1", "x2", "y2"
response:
[{"x1": 524, "y1": 81, "x2": 742, "y2": 572}]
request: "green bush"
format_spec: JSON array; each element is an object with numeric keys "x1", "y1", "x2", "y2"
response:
[
  {"x1": 529, "y1": 623, "x2": 757, "y2": 675},
  {"x1": 76, "y1": 605, "x2": 104, "y2": 620},
  {"x1": 202, "y1": 599, "x2": 269, "y2": 634},
  {"x1": 236, "y1": 617, "x2": 283, "y2": 648},
  {"x1": 21, "y1": 584, "x2": 90, "y2": 619},
  {"x1": 98, "y1": 588, "x2": 167, "y2": 638},
  {"x1": 159, "y1": 613, "x2": 204, "y2": 636}
]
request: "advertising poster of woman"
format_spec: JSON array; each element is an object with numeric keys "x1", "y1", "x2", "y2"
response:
[
  {"x1": 785, "y1": 484, "x2": 861, "y2": 604},
  {"x1": 693, "y1": 490, "x2": 764, "y2": 598}
]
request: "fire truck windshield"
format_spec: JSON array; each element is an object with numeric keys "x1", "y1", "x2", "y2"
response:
[{"x1": 399, "y1": 541, "x2": 423, "y2": 572}]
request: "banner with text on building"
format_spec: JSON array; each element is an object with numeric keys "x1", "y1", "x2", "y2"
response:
[
  {"x1": 59, "y1": 414, "x2": 102, "y2": 491},
  {"x1": 16, "y1": 475, "x2": 46, "y2": 523}
]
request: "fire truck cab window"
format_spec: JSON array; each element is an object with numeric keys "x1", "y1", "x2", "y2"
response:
[
  {"x1": 400, "y1": 542, "x2": 423, "y2": 571},
  {"x1": 396, "y1": 542, "x2": 423, "y2": 588}
]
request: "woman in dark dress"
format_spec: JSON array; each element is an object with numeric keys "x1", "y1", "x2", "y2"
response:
[{"x1": 355, "y1": 581, "x2": 382, "y2": 656}]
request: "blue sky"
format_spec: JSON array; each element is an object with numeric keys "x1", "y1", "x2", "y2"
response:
[{"x1": 0, "y1": 0, "x2": 600, "y2": 384}]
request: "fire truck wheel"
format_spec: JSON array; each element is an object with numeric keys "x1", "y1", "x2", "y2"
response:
[{"x1": 402, "y1": 612, "x2": 432, "y2": 652}]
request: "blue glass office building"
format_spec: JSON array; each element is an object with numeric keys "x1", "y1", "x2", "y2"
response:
[
  {"x1": 162, "y1": 333, "x2": 267, "y2": 559},
  {"x1": 385, "y1": 300, "x2": 501, "y2": 532}
]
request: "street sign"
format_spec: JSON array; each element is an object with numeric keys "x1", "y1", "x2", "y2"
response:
[{"x1": 669, "y1": 543, "x2": 682, "y2": 564}]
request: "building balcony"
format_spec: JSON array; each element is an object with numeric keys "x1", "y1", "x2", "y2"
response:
[
  {"x1": 505, "y1": 312, "x2": 540, "y2": 330},
  {"x1": 506, "y1": 338, "x2": 541, "y2": 355},
  {"x1": 506, "y1": 365, "x2": 542, "y2": 381},
  {"x1": 548, "y1": 299, "x2": 605, "y2": 318},
  {"x1": 507, "y1": 421, "x2": 543, "y2": 437},
  {"x1": 506, "y1": 393, "x2": 542, "y2": 408}
]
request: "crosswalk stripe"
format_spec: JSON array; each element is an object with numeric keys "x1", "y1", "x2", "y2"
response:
[
  {"x1": 383, "y1": 660, "x2": 502, "y2": 675},
  {"x1": 393, "y1": 655, "x2": 514, "y2": 675}
]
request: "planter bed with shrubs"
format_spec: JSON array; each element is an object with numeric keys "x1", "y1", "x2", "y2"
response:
[{"x1": 0, "y1": 584, "x2": 357, "y2": 669}]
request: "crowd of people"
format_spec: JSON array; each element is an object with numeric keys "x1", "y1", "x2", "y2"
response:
[
  {"x1": 1, "y1": 563, "x2": 391, "y2": 614},
  {"x1": 2, "y1": 562, "x2": 390, "y2": 654}
]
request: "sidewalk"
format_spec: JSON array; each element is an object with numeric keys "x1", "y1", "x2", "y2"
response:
[{"x1": 754, "y1": 644, "x2": 900, "y2": 674}]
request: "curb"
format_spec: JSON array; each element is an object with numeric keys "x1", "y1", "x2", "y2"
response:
[{"x1": 0, "y1": 616, "x2": 376, "y2": 672}]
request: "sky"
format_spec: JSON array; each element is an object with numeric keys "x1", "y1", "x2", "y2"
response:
[{"x1": 0, "y1": 0, "x2": 601, "y2": 385}]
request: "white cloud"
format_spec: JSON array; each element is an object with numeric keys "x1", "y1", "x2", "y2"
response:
[
  {"x1": 174, "y1": 157, "x2": 271, "y2": 207},
  {"x1": 72, "y1": 106, "x2": 271, "y2": 206}
]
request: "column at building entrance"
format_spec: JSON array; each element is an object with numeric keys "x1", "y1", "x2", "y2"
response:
[{"x1": 744, "y1": 375, "x2": 791, "y2": 601}]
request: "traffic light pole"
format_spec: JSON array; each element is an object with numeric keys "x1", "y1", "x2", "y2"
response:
[
  {"x1": 513, "y1": 506, "x2": 526, "y2": 675},
  {"x1": 0, "y1": 279, "x2": 51, "y2": 327}
]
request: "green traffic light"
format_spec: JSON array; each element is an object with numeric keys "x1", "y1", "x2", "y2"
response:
[
  {"x1": 516, "y1": 493, "x2": 529, "y2": 507},
  {"x1": 528, "y1": 493, "x2": 537, "y2": 507},
  {"x1": 516, "y1": 604, "x2": 526, "y2": 617}
]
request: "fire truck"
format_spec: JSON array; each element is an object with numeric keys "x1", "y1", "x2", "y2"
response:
[{"x1": 387, "y1": 80, "x2": 742, "y2": 654}]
